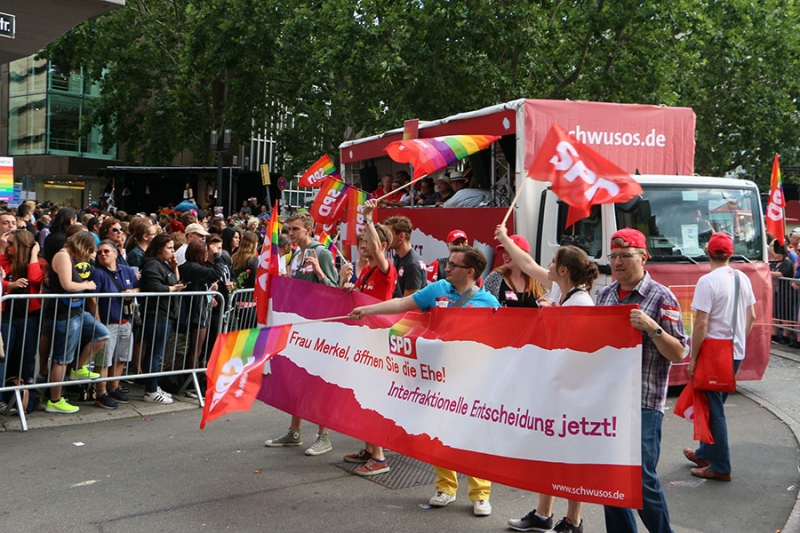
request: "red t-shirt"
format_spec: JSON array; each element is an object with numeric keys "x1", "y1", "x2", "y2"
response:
[{"x1": 357, "y1": 263, "x2": 398, "y2": 302}]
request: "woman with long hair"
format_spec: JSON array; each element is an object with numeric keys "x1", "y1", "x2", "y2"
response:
[
  {"x1": 178, "y1": 239, "x2": 226, "y2": 376},
  {"x1": 221, "y1": 225, "x2": 243, "y2": 257},
  {"x1": 140, "y1": 233, "x2": 185, "y2": 404},
  {"x1": 46, "y1": 231, "x2": 110, "y2": 414},
  {"x1": 497, "y1": 225, "x2": 598, "y2": 533},
  {"x1": 125, "y1": 218, "x2": 158, "y2": 269},
  {"x1": 0, "y1": 229, "x2": 46, "y2": 384},
  {"x1": 231, "y1": 232, "x2": 259, "y2": 289},
  {"x1": 484, "y1": 234, "x2": 545, "y2": 307}
]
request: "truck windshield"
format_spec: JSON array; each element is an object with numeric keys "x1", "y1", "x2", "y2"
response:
[{"x1": 614, "y1": 186, "x2": 764, "y2": 262}]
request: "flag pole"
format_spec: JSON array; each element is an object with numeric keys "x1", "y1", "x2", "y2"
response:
[
  {"x1": 374, "y1": 174, "x2": 428, "y2": 203},
  {"x1": 501, "y1": 178, "x2": 527, "y2": 226}
]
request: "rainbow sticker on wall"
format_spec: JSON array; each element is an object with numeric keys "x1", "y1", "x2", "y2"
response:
[{"x1": 0, "y1": 158, "x2": 14, "y2": 202}]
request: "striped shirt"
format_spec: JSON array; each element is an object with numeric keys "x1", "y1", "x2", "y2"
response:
[{"x1": 596, "y1": 271, "x2": 687, "y2": 412}]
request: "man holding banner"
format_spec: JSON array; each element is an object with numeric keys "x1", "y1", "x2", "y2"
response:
[
  {"x1": 350, "y1": 245, "x2": 499, "y2": 517},
  {"x1": 265, "y1": 211, "x2": 339, "y2": 456},
  {"x1": 596, "y1": 229, "x2": 687, "y2": 533}
]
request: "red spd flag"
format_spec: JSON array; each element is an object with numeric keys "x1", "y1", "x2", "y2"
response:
[
  {"x1": 254, "y1": 201, "x2": 280, "y2": 325},
  {"x1": 343, "y1": 187, "x2": 371, "y2": 247},
  {"x1": 309, "y1": 178, "x2": 351, "y2": 228},
  {"x1": 766, "y1": 153, "x2": 785, "y2": 245},
  {"x1": 673, "y1": 381, "x2": 714, "y2": 444},
  {"x1": 528, "y1": 123, "x2": 643, "y2": 227},
  {"x1": 298, "y1": 154, "x2": 340, "y2": 188}
]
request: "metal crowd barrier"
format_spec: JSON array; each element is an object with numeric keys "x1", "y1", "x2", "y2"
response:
[
  {"x1": 773, "y1": 276, "x2": 800, "y2": 335},
  {"x1": 224, "y1": 288, "x2": 257, "y2": 332},
  {"x1": 0, "y1": 290, "x2": 223, "y2": 431}
]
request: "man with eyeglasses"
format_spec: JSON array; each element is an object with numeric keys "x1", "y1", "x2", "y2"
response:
[
  {"x1": 350, "y1": 245, "x2": 498, "y2": 518},
  {"x1": 596, "y1": 228, "x2": 687, "y2": 533}
]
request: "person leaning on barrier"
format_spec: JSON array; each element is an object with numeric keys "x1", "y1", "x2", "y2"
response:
[
  {"x1": 0, "y1": 229, "x2": 45, "y2": 385},
  {"x1": 769, "y1": 239, "x2": 794, "y2": 345},
  {"x1": 46, "y1": 231, "x2": 110, "y2": 415},
  {"x1": 91, "y1": 239, "x2": 140, "y2": 410},
  {"x1": 179, "y1": 239, "x2": 227, "y2": 378},
  {"x1": 140, "y1": 233, "x2": 185, "y2": 405}
]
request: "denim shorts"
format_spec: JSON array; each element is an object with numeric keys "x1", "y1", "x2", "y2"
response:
[{"x1": 51, "y1": 312, "x2": 111, "y2": 365}]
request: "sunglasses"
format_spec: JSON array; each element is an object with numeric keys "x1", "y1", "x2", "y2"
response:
[
  {"x1": 110, "y1": 227, "x2": 123, "y2": 233},
  {"x1": 97, "y1": 249, "x2": 116, "y2": 255}
]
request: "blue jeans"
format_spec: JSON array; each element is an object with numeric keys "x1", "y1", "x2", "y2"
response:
[
  {"x1": 143, "y1": 320, "x2": 171, "y2": 393},
  {"x1": 605, "y1": 409, "x2": 672, "y2": 533},
  {"x1": 694, "y1": 359, "x2": 742, "y2": 475},
  {"x1": 1, "y1": 315, "x2": 39, "y2": 382}
]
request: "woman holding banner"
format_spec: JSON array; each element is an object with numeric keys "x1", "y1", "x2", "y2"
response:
[
  {"x1": 497, "y1": 224, "x2": 598, "y2": 533},
  {"x1": 341, "y1": 199, "x2": 398, "y2": 476}
]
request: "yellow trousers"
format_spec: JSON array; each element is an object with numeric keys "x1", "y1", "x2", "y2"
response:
[{"x1": 433, "y1": 466, "x2": 491, "y2": 502}]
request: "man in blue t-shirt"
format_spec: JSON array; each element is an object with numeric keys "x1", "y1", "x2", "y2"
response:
[{"x1": 350, "y1": 245, "x2": 499, "y2": 518}]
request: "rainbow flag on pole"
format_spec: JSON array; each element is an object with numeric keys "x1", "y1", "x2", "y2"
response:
[
  {"x1": 309, "y1": 178, "x2": 351, "y2": 227},
  {"x1": 298, "y1": 154, "x2": 341, "y2": 188},
  {"x1": 385, "y1": 135, "x2": 500, "y2": 179},
  {"x1": 0, "y1": 158, "x2": 14, "y2": 202},
  {"x1": 344, "y1": 187, "x2": 372, "y2": 247},
  {"x1": 766, "y1": 153, "x2": 785, "y2": 246},
  {"x1": 255, "y1": 200, "x2": 280, "y2": 325},
  {"x1": 317, "y1": 230, "x2": 340, "y2": 258},
  {"x1": 200, "y1": 324, "x2": 292, "y2": 429}
]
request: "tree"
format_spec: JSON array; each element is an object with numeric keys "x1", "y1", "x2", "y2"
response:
[{"x1": 42, "y1": 0, "x2": 800, "y2": 185}]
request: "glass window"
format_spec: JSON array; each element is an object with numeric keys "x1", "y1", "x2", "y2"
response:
[
  {"x1": 8, "y1": 95, "x2": 46, "y2": 154},
  {"x1": 614, "y1": 186, "x2": 764, "y2": 261},
  {"x1": 48, "y1": 93, "x2": 82, "y2": 153},
  {"x1": 555, "y1": 203, "x2": 603, "y2": 259},
  {"x1": 8, "y1": 57, "x2": 47, "y2": 96}
]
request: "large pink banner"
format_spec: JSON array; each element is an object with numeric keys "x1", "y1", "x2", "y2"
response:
[{"x1": 258, "y1": 276, "x2": 644, "y2": 508}]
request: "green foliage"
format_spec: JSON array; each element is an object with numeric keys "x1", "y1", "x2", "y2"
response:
[{"x1": 41, "y1": 0, "x2": 800, "y2": 187}]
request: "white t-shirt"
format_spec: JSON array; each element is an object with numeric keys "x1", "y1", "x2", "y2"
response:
[
  {"x1": 443, "y1": 188, "x2": 490, "y2": 208},
  {"x1": 691, "y1": 266, "x2": 756, "y2": 360},
  {"x1": 543, "y1": 283, "x2": 594, "y2": 306}
]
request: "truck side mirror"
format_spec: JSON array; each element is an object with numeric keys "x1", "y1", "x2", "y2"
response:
[{"x1": 616, "y1": 195, "x2": 643, "y2": 213}]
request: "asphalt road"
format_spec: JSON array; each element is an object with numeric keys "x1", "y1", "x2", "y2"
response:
[{"x1": 1, "y1": 375, "x2": 798, "y2": 533}]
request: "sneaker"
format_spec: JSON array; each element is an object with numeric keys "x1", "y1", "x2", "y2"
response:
[
  {"x1": 429, "y1": 492, "x2": 456, "y2": 507},
  {"x1": 305, "y1": 433, "x2": 333, "y2": 456},
  {"x1": 264, "y1": 428, "x2": 303, "y2": 447},
  {"x1": 683, "y1": 447, "x2": 709, "y2": 468},
  {"x1": 690, "y1": 465, "x2": 731, "y2": 481},
  {"x1": 508, "y1": 510, "x2": 554, "y2": 531},
  {"x1": 184, "y1": 390, "x2": 199, "y2": 399},
  {"x1": 94, "y1": 393, "x2": 118, "y2": 410},
  {"x1": 109, "y1": 387, "x2": 130, "y2": 404},
  {"x1": 69, "y1": 366, "x2": 100, "y2": 380},
  {"x1": 45, "y1": 397, "x2": 80, "y2": 414},
  {"x1": 156, "y1": 386, "x2": 173, "y2": 399},
  {"x1": 143, "y1": 389, "x2": 173, "y2": 404},
  {"x1": 552, "y1": 517, "x2": 584, "y2": 532},
  {"x1": 473, "y1": 499, "x2": 491, "y2": 517},
  {"x1": 344, "y1": 449, "x2": 373, "y2": 463},
  {"x1": 354, "y1": 458, "x2": 390, "y2": 476}
]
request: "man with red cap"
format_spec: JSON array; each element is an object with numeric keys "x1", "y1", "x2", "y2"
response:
[
  {"x1": 427, "y1": 229, "x2": 469, "y2": 283},
  {"x1": 596, "y1": 228, "x2": 687, "y2": 533},
  {"x1": 683, "y1": 232, "x2": 756, "y2": 481}
]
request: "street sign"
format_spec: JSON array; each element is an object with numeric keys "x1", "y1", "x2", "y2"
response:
[
  {"x1": 260, "y1": 164, "x2": 270, "y2": 185},
  {"x1": 0, "y1": 12, "x2": 15, "y2": 39},
  {"x1": 277, "y1": 177, "x2": 287, "y2": 190}
]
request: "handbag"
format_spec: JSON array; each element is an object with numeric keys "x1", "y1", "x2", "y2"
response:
[{"x1": 693, "y1": 271, "x2": 739, "y2": 392}]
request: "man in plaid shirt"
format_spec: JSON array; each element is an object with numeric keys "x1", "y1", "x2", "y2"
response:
[{"x1": 597, "y1": 228, "x2": 687, "y2": 533}]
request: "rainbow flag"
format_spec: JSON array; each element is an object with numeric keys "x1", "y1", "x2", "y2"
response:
[
  {"x1": 344, "y1": 187, "x2": 372, "y2": 246},
  {"x1": 298, "y1": 154, "x2": 341, "y2": 188},
  {"x1": 317, "y1": 230, "x2": 339, "y2": 258},
  {"x1": 310, "y1": 178, "x2": 350, "y2": 227},
  {"x1": 255, "y1": 200, "x2": 280, "y2": 325},
  {"x1": 200, "y1": 324, "x2": 292, "y2": 429},
  {"x1": 0, "y1": 158, "x2": 14, "y2": 202},
  {"x1": 766, "y1": 153, "x2": 785, "y2": 245},
  {"x1": 385, "y1": 135, "x2": 500, "y2": 179}
]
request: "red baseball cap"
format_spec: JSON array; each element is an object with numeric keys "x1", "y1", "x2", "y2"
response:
[
  {"x1": 496, "y1": 234, "x2": 531, "y2": 254},
  {"x1": 610, "y1": 228, "x2": 647, "y2": 250},
  {"x1": 707, "y1": 232, "x2": 734, "y2": 256},
  {"x1": 447, "y1": 229, "x2": 468, "y2": 243}
]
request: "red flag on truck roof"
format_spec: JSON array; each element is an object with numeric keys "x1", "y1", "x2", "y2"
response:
[{"x1": 528, "y1": 123, "x2": 643, "y2": 228}]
